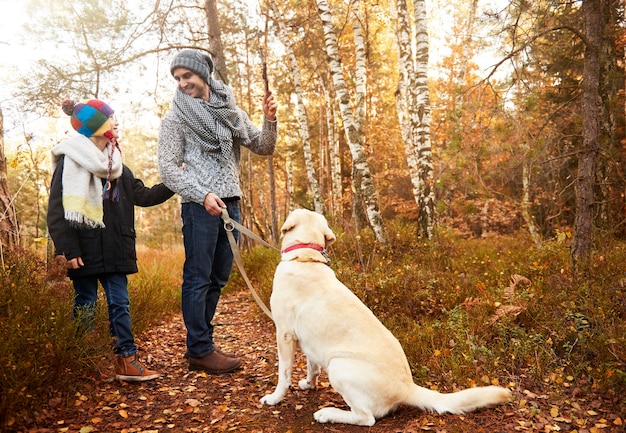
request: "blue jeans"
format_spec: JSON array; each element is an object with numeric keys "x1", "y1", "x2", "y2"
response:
[
  {"x1": 181, "y1": 201, "x2": 239, "y2": 358},
  {"x1": 71, "y1": 273, "x2": 137, "y2": 357}
]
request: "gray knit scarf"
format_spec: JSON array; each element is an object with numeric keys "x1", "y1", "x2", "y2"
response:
[{"x1": 172, "y1": 79, "x2": 249, "y2": 160}]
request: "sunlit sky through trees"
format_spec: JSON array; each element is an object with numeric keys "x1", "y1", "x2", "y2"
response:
[{"x1": 0, "y1": 0, "x2": 507, "y2": 149}]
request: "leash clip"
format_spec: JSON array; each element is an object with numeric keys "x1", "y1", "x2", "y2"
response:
[
  {"x1": 321, "y1": 249, "x2": 331, "y2": 266},
  {"x1": 221, "y1": 208, "x2": 235, "y2": 232}
]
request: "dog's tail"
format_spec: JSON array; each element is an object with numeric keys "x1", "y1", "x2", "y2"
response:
[{"x1": 406, "y1": 384, "x2": 511, "y2": 414}]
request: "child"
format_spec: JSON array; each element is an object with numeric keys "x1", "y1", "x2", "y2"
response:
[{"x1": 47, "y1": 99, "x2": 174, "y2": 381}]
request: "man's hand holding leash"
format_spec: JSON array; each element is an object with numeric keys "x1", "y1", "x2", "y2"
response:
[{"x1": 204, "y1": 192, "x2": 226, "y2": 216}]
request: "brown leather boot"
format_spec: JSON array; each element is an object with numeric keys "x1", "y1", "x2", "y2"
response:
[
  {"x1": 184, "y1": 347, "x2": 238, "y2": 359},
  {"x1": 188, "y1": 350, "x2": 242, "y2": 374},
  {"x1": 115, "y1": 355, "x2": 160, "y2": 382},
  {"x1": 214, "y1": 347, "x2": 238, "y2": 358}
]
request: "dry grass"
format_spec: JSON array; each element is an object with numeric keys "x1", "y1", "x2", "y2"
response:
[
  {"x1": 244, "y1": 221, "x2": 626, "y2": 394},
  {"x1": 1, "y1": 227, "x2": 625, "y2": 428}
]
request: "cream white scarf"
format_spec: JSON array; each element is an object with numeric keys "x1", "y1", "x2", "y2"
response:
[{"x1": 51, "y1": 135, "x2": 123, "y2": 228}]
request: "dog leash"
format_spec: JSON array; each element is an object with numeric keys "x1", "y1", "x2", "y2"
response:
[{"x1": 221, "y1": 208, "x2": 276, "y2": 320}]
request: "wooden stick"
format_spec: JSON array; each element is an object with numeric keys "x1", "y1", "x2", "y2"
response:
[
  {"x1": 260, "y1": 3, "x2": 270, "y2": 96},
  {"x1": 259, "y1": 48, "x2": 269, "y2": 96}
]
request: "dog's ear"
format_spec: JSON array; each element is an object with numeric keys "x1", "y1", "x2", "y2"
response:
[
  {"x1": 324, "y1": 224, "x2": 336, "y2": 247},
  {"x1": 280, "y1": 217, "x2": 296, "y2": 236}
]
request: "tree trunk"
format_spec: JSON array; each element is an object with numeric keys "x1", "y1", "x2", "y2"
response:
[
  {"x1": 351, "y1": 5, "x2": 367, "y2": 135},
  {"x1": 0, "y1": 105, "x2": 19, "y2": 256},
  {"x1": 326, "y1": 82, "x2": 342, "y2": 216},
  {"x1": 570, "y1": 0, "x2": 603, "y2": 267},
  {"x1": 318, "y1": 75, "x2": 343, "y2": 218},
  {"x1": 594, "y1": 0, "x2": 618, "y2": 232},
  {"x1": 269, "y1": 0, "x2": 323, "y2": 214},
  {"x1": 522, "y1": 152, "x2": 541, "y2": 246},
  {"x1": 394, "y1": 0, "x2": 421, "y2": 217},
  {"x1": 394, "y1": 0, "x2": 436, "y2": 238},
  {"x1": 349, "y1": 4, "x2": 372, "y2": 233},
  {"x1": 412, "y1": 0, "x2": 436, "y2": 239},
  {"x1": 316, "y1": 0, "x2": 386, "y2": 243},
  {"x1": 205, "y1": 0, "x2": 229, "y2": 84},
  {"x1": 267, "y1": 156, "x2": 278, "y2": 244}
]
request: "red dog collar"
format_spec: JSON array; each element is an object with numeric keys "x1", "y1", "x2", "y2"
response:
[
  {"x1": 281, "y1": 243, "x2": 325, "y2": 254},
  {"x1": 281, "y1": 243, "x2": 331, "y2": 266}
]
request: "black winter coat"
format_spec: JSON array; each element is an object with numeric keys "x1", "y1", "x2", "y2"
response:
[{"x1": 47, "y1": 155, "x2": 175, "y2": 278}]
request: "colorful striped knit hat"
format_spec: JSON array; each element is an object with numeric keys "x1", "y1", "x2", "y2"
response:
[
  {"x1": 61, "y1": 98, "x2": 121, "y2": 201},
  {"x1": 61, "y1": 99, "x2": 114, "y2": 138}
]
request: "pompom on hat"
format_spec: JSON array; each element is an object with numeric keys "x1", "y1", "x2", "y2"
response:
[
  {"x1": 62, "y1": 99, "x2": 114, "y2": 138},
  {"x1": 170, "y1": 49, "x2": 214, "y2": 83}
]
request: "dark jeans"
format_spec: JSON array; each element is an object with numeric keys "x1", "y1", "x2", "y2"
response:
[
  {"x1": 181, "y1": 201, "x2": 239, "y2": 358},
  {"x1": 71, "y1": 273, "x2": 136, "y2": 357}
]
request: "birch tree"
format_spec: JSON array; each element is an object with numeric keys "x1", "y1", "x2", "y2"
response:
[
  {"x1": 393, "y1": 0, "x2": 436, "y2": 238},
  {"x1": 316, "y1": 0, "x2": 386, "y2": 243},
  {"x1": 268, "y1": 0, "x2": 323, "y2": 213},
  {"x1": 319, "y1": 76, "x2": 342, "y2": 215},
  {"x1": 394, "y1": 0, "x2": 421, "y2": 228}
]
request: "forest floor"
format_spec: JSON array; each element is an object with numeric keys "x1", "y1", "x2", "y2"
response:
[{"x1": 25, "y1": 290, "x2": 624, "y2": 433}]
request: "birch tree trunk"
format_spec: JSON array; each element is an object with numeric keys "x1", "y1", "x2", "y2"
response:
[
  {"x1": 570, "y1": 0, "x2": 603, "y2": 268},
  {"x1": 394, "y1": 0, "x2": 436, "y2": 238},
  {"x1": 316, "y1": 0, "x2": 386, "y2": 243},
  {"x1": 319, "y1": 76, "x2": 342, "y2": 216},
  {"x1": 412, "y1": 0, "x2": 436, "y2": 239},
  {"x1": 269, "y1": 0, "x2": 323, "y2": 214},
  {"x1": 0, "y1": 106, "x2": 19, "y2": 257},
  {"x1": 351, "y1": 5, "x2": 367, "y2": 135},
  {"x1": 394, "y1": 0, "x2": 421, "y2": 219}
]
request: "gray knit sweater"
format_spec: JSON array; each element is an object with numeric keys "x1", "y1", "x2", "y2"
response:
[{"x1": 158, "y1": 110, "x2": 277, "y2": 204}]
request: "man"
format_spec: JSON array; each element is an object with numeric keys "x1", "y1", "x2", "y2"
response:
[
  {"x1": 48, "y1": 98, "x2": 174, "y2": 381},
  {"x1": 158, "y1": 49, "x2": 278, "y2": 374}
]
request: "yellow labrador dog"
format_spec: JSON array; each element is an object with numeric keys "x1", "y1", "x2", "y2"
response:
[{"x1": 260, "y1": 209, "x2": 511, "y2": 426}]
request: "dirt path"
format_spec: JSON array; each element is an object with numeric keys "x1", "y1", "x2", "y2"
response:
[{"x1": 31, "y1": 290, "x2": 624, "y2": 433}]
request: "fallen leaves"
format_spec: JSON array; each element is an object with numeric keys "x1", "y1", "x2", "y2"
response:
[
  {"x1": 513, "y1": 386, "x2": 624, "y2": 432},
  {"x1": 29, "y1": 291, "x2": 623, "y2": 433}
]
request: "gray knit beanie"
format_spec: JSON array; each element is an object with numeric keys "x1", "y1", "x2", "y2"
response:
[{"x1": 170, "y1": 49, "x2": 214, "y2": 83}]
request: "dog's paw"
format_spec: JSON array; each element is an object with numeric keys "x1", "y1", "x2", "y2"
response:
[
  {"x1": 298, "y1": 379, "x2": 315, "y2": 390},
  {"x1": 313, "y1": 408, "x2": 332, "y2": 423},
  {"x1": 260, "y1": 393, "x2": 283, "y2": 406},
  {"x1": 314, "y1": 407, "x2": 376, "y2": 426}
]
